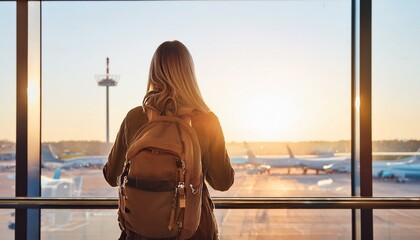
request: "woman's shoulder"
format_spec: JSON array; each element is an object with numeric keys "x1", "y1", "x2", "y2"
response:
[
  {"x1": 192, "y1": 111, "x2": 219, "y2": 123},
  {"x1": 125, "y1": 106, "x2": 147, "y2": 123},
  {"x1": 192, "y1": 111, "x2": 222, "y2": 132}
]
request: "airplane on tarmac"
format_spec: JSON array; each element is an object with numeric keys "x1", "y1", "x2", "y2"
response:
[
  {"x1": 0, "y1": 152, "x2": 16, "y2": 171},
  {"x1": 0, "y1": 152, "x2": 15, "y2": 160},
  {"x1": 242, "y1": 143, "x2": 350, "y2": 175},
  {"x1": 42, "y1": 144, "x2": 107, "y2": 170},
  {"x1": 244, "y1": 146, "x2": 298, "y2": 174},
  {"x1": 7, "y1": 166, "x2": 83, "y2": 197},
  {"x1": 238, "y1": 142, "x2": 420, "y2": 180},
  {"x1": 325, "y1": 149, "x2": 420, "y2": 182},
  {"x1": 378, "y1": 162, "x2": 420, "y2": 182},
  {"x1": 7, "y1": 167, "x2": 84, "y2": 230},
  {"x1": 0, "y1": 144, "x2": 108, "y2": 171}
]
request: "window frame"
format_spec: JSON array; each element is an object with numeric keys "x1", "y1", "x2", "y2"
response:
[{"x1": 11, "y1": 1, "x2": 417, "y2": 240}]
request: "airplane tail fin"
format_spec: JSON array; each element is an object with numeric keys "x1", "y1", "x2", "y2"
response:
[
  {"x1": 286, "y1": 145, "x2": 295, "y2": 159},
  {"x1": 41, "y1": 144, "x2": 62, "y2": 163},
  {"x1": 52, "y1": 167, "x2": 61, "y2": 179},
  {"x1": 415, "y1": 148, "x2": 420, "y2": 162},
  {"x1": 243, "y1": 142, "x2": 257, "y2": 163}
]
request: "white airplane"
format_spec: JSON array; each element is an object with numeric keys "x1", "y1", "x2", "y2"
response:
[
  {"x1": 1, "y1": 144, "x2": 108, "y2": 170},
  {"x1": 245, "y1": 145, "x2": 298, "y2": 174},
  {"x1": 326, "y1": 149, "x2": 420, "y2": 182},
  {"x1": 0, "y1": 151, "x2": 16, "y2": 171},
  {"x1": 7, "y1": 167, "x2": 83, "y2": 230},
  {"x1": 41, "y1": 167, "x2": 83, "y2": 197},
  {"x1": 371, "y1": 150, "x2": 420, "y2": 182},
  {"x1": 0, "y1": 152, "x2": 15, "y2": 160},
  {"x1": 242, "y1": 143, "x2": 350, "y2": 175},
  {"x1": 297, "y1": 154, "x2": 350, "y2": 174},
  {"x1": 7, "y1": 167, "x2": 83, "y2": 197},
  {"x1": 42, "y1": 144, "x2": 107, "y2": 170}
]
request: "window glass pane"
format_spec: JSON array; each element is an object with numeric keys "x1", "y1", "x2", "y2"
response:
[
  {"x1": 372, "y1": 0, "x2": 420, "y2": 195},
  {"x1": 41, "y1": 209, "x2": 120, "y2": 239},
  {"x1": 373, "y1": 1, "x2": 420, "y2": 238},
  {"x1": 374, "y1": 210, "x2": 420, "y2": 239},
  {"x1": 217, "y1": 209, "x2": 351, "y2": 239},
  {"x1": 40, "y1": 1, "x2": 353, "y2": 239},
  {"x1": 0, "y1": 7, "x2": 16, "y2": 239},
  {"x1": 0, "y1": 2, "x2": 16, "y2": 198},
  {"x1": 0, "y1": 3, "x2": 16, "y2": 239},
  {"x1": 42, "y1": 0, "x2": 351, "y2": 199},
  {"x1": 0, "y1": 209, "x2": 15, "y2": 240},
  {"x1": 41, "y1": 1, "x2": 351, "y2": 237},
  {"x1": 39, "y1": 209, "x2": 351, "y2": 240}
]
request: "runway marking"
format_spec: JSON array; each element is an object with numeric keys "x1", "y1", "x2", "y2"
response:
[
  {"x1": 219, "y1": 172, "x2": 250, "y2": 235},
  {"x1": 0, "y1": 210, "x2": 13, "y2": 217},
  {"x1": 42, "y1": 222, "x2": 89, "y2": 232},
  {"x1": 388, "y1": 209, "x2": 420, "y2": 222},
  {"x1": 91, "y1": 211, "x2": 116, "y2": 217}
]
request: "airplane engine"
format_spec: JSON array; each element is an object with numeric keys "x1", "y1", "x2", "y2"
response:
[{"x1": 378, "y1": 170, "x2": 394, "y2": 179}]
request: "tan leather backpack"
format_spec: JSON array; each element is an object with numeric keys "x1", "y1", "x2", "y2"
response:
[{"x1": 118, "y1": 112, "x2": 203, "y2": 239}]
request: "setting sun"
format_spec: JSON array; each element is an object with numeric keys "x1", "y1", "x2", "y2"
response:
[{"x1": 240, "y1": 94, "x2": 297, "y2": 141}]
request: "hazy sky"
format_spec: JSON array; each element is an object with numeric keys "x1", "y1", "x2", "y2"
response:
[{"x1": 1, "y1": 1, "x2": 419, "y2": 143}]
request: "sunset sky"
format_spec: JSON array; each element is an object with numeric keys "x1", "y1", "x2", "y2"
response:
[{"x1": 1, "y1": 1, "x2": 419, "y2": 143}]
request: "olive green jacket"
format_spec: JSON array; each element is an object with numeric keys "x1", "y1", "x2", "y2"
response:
[{"x1": 103, "y1": 106, "x2": 235, "y2": 239}]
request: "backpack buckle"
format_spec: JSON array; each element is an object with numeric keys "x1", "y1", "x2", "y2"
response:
[
  {"x1": 177, "y1": 182, "x2": 186, "y2": 208},
  {"x1": 121, "y1": 176, "x2": 128, "y2": 199},
  {"x1": 190, "y1": 184, "x2": 199, "y2": 195},
  {"x1": 122, "y1": 176, "x2": 128, "y2": 188}
]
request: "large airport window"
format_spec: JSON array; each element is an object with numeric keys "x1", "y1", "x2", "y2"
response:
[
  {"x1": 40, "y1": 0, "x2": 351, "y2": 238},
  {"x1": 372, "y1": 0, "x2": 420, "y2": 196},
  {"x1": 6, "y1": 1, "x2": 420, "y2": 240},
  {"x1": 42, "y1": 0, "x2": 351, "y2": 198},
  {"x1": 372, "y1": 0, "x2": 420, "y2": 239},
  {"x1": 0, "y1": 3, "x2": 16, "y2": 240}
]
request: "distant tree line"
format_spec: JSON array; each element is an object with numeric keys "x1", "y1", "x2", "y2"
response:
[
  {"x1": 45, "y1": 141, "x2": 113, "y2": 156},
  {"x1": 226, "y1": 140, "x2": 420, "y2": 156},
  {"x1": 1, "y1": 139, "x2": 420, "y2": 156}
]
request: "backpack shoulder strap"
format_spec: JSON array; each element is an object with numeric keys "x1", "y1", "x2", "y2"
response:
[{"x1": 145, "y1": 107, "x2": 159, "y2": 121}]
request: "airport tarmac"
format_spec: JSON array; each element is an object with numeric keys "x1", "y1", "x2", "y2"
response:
[{"x1": 1, "y1": 167, "x2": 420, "y2": 239}]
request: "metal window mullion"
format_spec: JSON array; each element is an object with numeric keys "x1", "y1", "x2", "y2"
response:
[
  {"x1": 16, "y1": 1, "x2": 41, "y2": 240},
  {"x1": 359, "y1": 0, "x2": 373, "y2": 239},
  {"x1": 352, "y1": 0, "x2": 373, "y2": 240},
  {"x1": 16, "y1": 2, "x2": 29, "y2": 240},
  {"x1": 351, "y1": 1, "x2": 357, "y2": 238},
  {"x1": 1, "y1": 197, "x2": 420, "y2": 209},
  {"x1": 359, "y1": 0, "x2": 373, "y2": 199}
]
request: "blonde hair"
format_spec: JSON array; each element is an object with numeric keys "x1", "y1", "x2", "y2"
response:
[{"x1": 142, "y1": 40, "x2": 210, "y2": 116}]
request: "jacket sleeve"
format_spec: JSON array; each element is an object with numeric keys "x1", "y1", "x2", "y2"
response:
[
  {"x1": 103, "y1": 117, "x2": 127, "y2": 187},
  {"x1": 204, "y1": 116, "x2": 235, "y2": 191}
]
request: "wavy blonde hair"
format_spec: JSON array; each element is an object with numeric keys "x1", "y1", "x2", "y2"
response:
[{"x1": 142, "y1": 40, "x2": 210, "y2": 116}]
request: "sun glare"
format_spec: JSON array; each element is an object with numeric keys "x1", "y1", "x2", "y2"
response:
[
  {"x1": 355, "y1": 96, "x2": 361, "y2": 111},
  {"x1": 243, "y1": 94, "x2": 296, "y2": 141},
  {"x1": 27, "y1": 81, "x2": 40, "y2": 102}
]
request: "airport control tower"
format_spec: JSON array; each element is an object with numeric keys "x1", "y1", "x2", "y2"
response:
[{"x1": 96, "y1": 58, "x2": 119, "y2": 143}]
